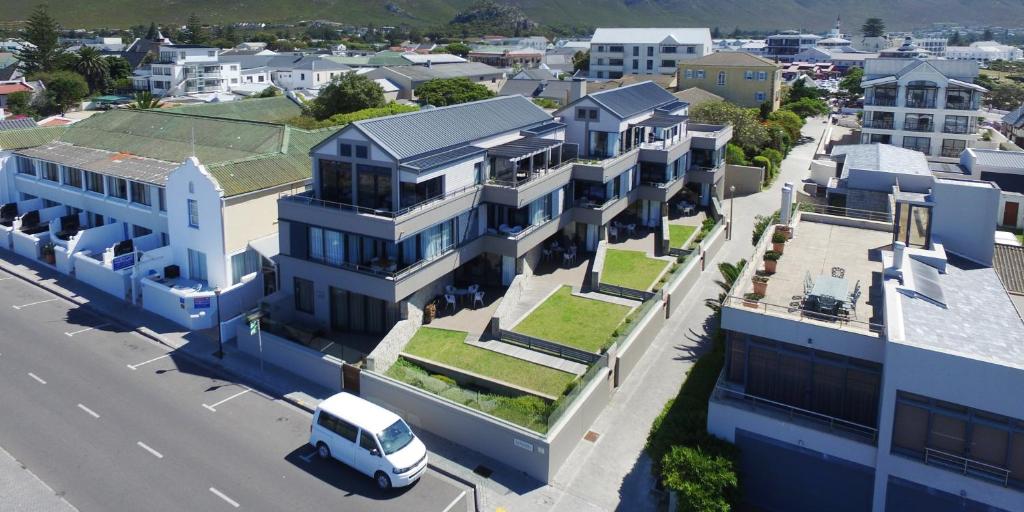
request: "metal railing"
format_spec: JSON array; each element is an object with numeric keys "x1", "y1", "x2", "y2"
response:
[
  {"x1": 904, "y1": 97, "x2": 937, "y2": 109},
  {"x1": 865, "y1": 96, "x2": 897, "y2": 107},
  {"x1": 863, "y1": 119, "x2": 894, "y2": 129},
  {"x1": 281, "y1": 184, "x2": 481, "y2": 220},
  {"x1": 487, "y1": 158, "x2": 577, "y2": 188},
  {"x1": 714, "y1": 381, "x2": 879, "y2": 443},
  {"x1": 726, "y1": 295, "x2": 884, "y2": 333},
  {"x1": 796, "y1": 202, "x2": 893, "y2": 223},
  {"x1": 597, "y1": 283, "x2": 655, "y2": 302},
  {"x1": 923, "y1": 448, "x2": 1012, "y2": 487},
  {"x1": 573, "y1": 196, "x2": 619, "y2": 210},
  {"x1": 499, "y1": 329, "x2": 601, "y2": 365},
  {"x1": 903, "y1": 121, "x2": 934, "y2": 132}
]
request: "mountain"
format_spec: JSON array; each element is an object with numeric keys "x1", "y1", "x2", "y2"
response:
[{"x1": 4, "y1": 0, "x2": 1024, "y2": 32}]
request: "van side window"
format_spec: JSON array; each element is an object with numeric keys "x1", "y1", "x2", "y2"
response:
[
  {"x1": 317, "y1": 412, "x2": 337, "y2": 431},
  {"x1": 334, "y1": 418, "x2": 359, "y2": 442},
  {"x1": 359, "y1": 431, "x2": 378, "y2": 452}
]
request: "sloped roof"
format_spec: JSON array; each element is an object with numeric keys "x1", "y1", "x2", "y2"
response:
[
  {"x1": 381, "y1": 62, "x2": 503, "y2": 81},
  {"x1": 0, "y1": 126, "x2": 67, "y2": 150},
  {"x1": 0, "y1": 82, "x2": 32, "y2": 95},
  {"x1": 353, "y1": 95, "x2": 550, "y2": 160},
  {"x1": 588, "y1": 81, "x2": 678, "y2": 118},
  {"x1": 681, "y1": 51, "x2": 778, "y2": 67},
  {"x1": 166, "y1": 96, "x2": 302, "y2": 123},
  {"x1": 583, "y1": 73, "x2": 676, "y2": 93},
  {"x1": 591, "y1": 28, "x2": 711, "y2": 45},
  {"x1": 673, "y1": 87, "x2": 724, "y2": 107},
  {"x1": 1002, "y1": 105, "x2": 1024, "y2": 127},
  {"x1": 207, "y1": 127, "x2": 329, "y2": 196},
  {"x1": 499, "y1": 79, "x2": 575, "y2": 104},
  {"x1": 0, "y1": 117, "x2": 38, "y2": 131},
  {"x1": 993, "y1": 243, "x2": 1024, "y2": 294}
]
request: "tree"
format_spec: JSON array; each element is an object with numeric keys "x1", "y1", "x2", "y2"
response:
[
  {"x1": 689, "y1": 101, "x2": 768, "y2": 154},
  {"x1": 861, "y1": 18, "x2": 886, "y2": 38},
  {"x1": 767, "y1": 109, "x2": 804, "y2": 141},
  {"x1": 415, "y1": 77, "x2": 494, "y2": 107},
  {"x1": 106, "y1": 56, "x2": 133, "y2": 82},
  {"x1": 35, "y1": 71, "x2": 89, "y2": 114},
  {"x1": 838, "y1": 67, "x2": 864, "y2": 97},
  {"x1": 711, "y1": 27, "x2": 721, "y2": 39},
  {"x1": 572, "y1": 50, "x2": 590, "y2": 73},
  {"x1": 145, "y1": 22, "x2": 159, "y2": 40},
  {"x1": 705, "y1": 259, "x2": 746, "y2": 313},
  {"x1": 661, "y1": 445, "x2": 738, "y2": 512},
  {"x1": 128, "y1": 91, "x2": 164, "y2": 110},
  {"x1": 783, "y1": 97, "x2": 830, "y2": 118},
  {"x1": 983, "y1": 28, "x2": 994, "y2": 41},
  {"x1": 74, "y1": 46, "x2": 109, "y2": 93},
  {"x1": 184, "y1": 13, "x2": 204, "y2": 45},
  {"x1": 785, "y1": 78, "x2": 820, "y2": 103},
  {"x1": 310, "y1": 73, "x2": 386, "y2": 119},
  {"x1": 15, "y1": 5, "x2": 65, "y2": 75},
  {"x1": 441, "y1": 42, "x2": 472, "y2": 57},
  {"x1": 5, "y1": 91, "x2": 36, "y2": 117},
  {"x1": 988, "y1": 81, "x2": 1024, "y2": 110},
  {"x1": 948, "y1": 30, "x2": 962, "y2": 46},
  {"x1": 975, "y1": 73, "x2": 998, "y2": 91},
  {"x1": 724, "y1": 144, "x2": 747, "y2": 165}
]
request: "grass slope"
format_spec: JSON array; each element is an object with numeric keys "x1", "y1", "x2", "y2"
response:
[
  {"x1": 513, "y1": 286, "x2": 630, "y2": 352},
  {"x1": 669, "y1": 225, "x2": 697, "y2": 249},
  {"x1": 602, "y1": 249, "x2": 669, "y2": 291}
]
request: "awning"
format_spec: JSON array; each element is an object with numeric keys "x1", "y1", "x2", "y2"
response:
[
  {"x1": 861, "y1": 75, "x2": 896, "y2": 87},
  {"x1": 948, "y1": 78, "x2": 988, "y2": 93},
  {"x1": 248, "y1": 233, "x2": 279, "y2": 260},
  {"x1": 633, "y1": 113, "x2": 688, "y2": 129},
  {"x1": 486, "y1": 137, "x2": 563, "y2": 160}
]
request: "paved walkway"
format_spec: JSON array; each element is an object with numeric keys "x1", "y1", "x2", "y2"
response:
[
  {"x1": 0, "y1": 444, "x2": 78, "y2": 512},
  {"x1": 465, "y1": 337, "x2": 587, "y2": 375}
]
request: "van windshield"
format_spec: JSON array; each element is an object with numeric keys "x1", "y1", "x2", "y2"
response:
[{"x1": 377, "y1": 420, "x2": 414, "y2": 455}]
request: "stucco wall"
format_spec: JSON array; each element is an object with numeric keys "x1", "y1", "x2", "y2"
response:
[
  {"x1": 236, "y1": 325, "x2": 344, "y2": 392},
  {"x1": 223, "y1": 185, "x2": 302, "y2": 255},
  {"x1": 724, "y1": 164, "x2": 765, "y2": 196}
]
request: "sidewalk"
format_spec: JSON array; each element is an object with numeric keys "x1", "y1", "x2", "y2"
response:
[{"x1": 0, "y1": 444, "x2": 78, "y2": 512}]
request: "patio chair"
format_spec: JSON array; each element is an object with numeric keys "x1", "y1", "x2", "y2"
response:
[
  {"x1": 444, "y1": 294, "x2": 457, "y2": 313},
  {"x1": 804, "y1": 271, "x2": 814, "y2": 295},
  {"x1": 563, "y1": 251, "x2": 574, "y2": 266},
  {"x1": 473, "y1": 291, "x2": 485, "y2": 309},
  {"x1": 468, "y1": 284, "x2": 480, "y2": 295},
  {"x1": 831, "y1": 266, "x2": 846, "y2": 278}
]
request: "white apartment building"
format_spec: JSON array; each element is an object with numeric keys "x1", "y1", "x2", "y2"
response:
[
  {"x1": 945, "y1": 41, "x2": 1024, "y2": 64},
  {"x1": 588, "y1": 28, "x2": 712, "y2": 79},
  {"x1": 133, "y1": 44, "x2": 242, "y2": 96},
  {"x1": 764, "y1": 31, "x2": 822, "y2": 62},
  {"x1": 912, "y1": 37, "x2": 947, "y2": 57},
  {"x1": 861, "y1": 58, "x2": 986, "y2": 160},
  {"x1": 710, "y1": 170, "x2": 1024, "y2": 512},
  {"x1": 0, "y1": 108, "x2": 319, "y2": 330}
]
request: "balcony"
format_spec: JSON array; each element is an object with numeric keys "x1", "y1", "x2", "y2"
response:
[
  {"x1": 686, "y1": 164, "x2": 723, "y2": 187},
  {"x1": 278, "y1": 185, "x2": 483, "y2": 241},
  {"x1": 572, "y1": 149, "x2": 639, "y2": 183},
  {"x1": 482, "y1": 214, "x2": 568, "y2": 258},
  {"x1": 483, "y1": 141, "x2": 577, "y2": 208},
  {"x1": 904, "y1": 98, "x2": 937, "y2": 109},
  {"x1": 942, "y1": 123, "x2": 975, "y2": 134},
  {"x1": 689, "y1": 123, "x2": 733, "y2": 150},
  {"x1": 865, "y1": 96, "x2": 897, "y2": 107},
  {"x1": 863, "y1": 119, "x2": 894, "y2": 130},
  {"x1": 572, "y1": 193, "x2": 632, "y2": 226},
  {"x1": 638, "y1": 136, "x2": 691, "y2": 165},
  {"x1": 903, "y1": 121, "x2": 934, "y2": 132}
]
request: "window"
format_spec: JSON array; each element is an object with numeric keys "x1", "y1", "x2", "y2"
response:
[
  {"x1": 62, "y1": 167, "x2": 82, "y2": 188},
  {"x1": 356, "y1": 164, "x2": 392, "y2": 210},
  {"x1": 187, "y1": 199, "x2": 199, "y2": 228},
  {"x1": 609, "y1": 59, "x2": 623, "y2": 66},
  {"x1": 85, "y1": 171, "x2": 103, "y2": 193},
  {"x1": 378, "y1": 420, "x2": 415, "y2": 455},
  {"x1": 661, "y1": 60, "x2": 675, "y2": 68},
  {"x1": 187, "y1": 248, "x2": 207, "y2": 281},
  {"x1": 355, "y1": 145, "x2": 368, "y2": 159},
  {"x1": 40, "y1": 161, "x2": 59, "y2": 181},
  {"x1": 105, "y1": 177, "x2": 126, "y2": 199},
  {"x1": 317, "y1": 411, "x2": 337, "y2": 432},
  {"x1": 474, "y1": 162, "x2": 483, "y2": 185},
  {"x1": 294, "y1": 277, "x2": 314, "y2": 314},
  {"x1": 646, "y1": 60, "x2": 653, "y2": 70},
  {"x1": 756, "y1": 92, "x2": 767, "y2": 102},
  {"x1": 230, "y1": 249, "x2": 260, "y2": 284},
  {"x1": 647, "y1": 47, "x2": 654, "y2": 57},
  {"x1": 686, "y1": 46, "x2": 696, "y2": 54},
  {"x1": 632, "y1": 59, "x2": 639, "y2": 70},
  {"x1": 696, "y1": 70, "x2": 705, "y2": 79},
  {"x1": 300, "y1": 73, "x2": 305, "y2": 81},
  {"x1": 902, "y1": 136, "x2": 931, "y2": 155},
  {"x1": 158, "y1": 188, "x2": 166, "y2": 212},
  {"x1": 15, "y1": 156, "x2": 35, "y2": 175},
  {"x1": 359, "y1": 431, "x2": 378, "y2": 452},
  {"x1": 596, "y1": 58, "x2": 605, "y2": 66},
  {"x1": 207, "y1": 50, "x2": 215, "y2": 57},
  {"x1": 941, "y1": 138, "x2": 967, "y2": 158},
  {"x1": 132, "y1": 225, "x2": 152, "y2": 237},
  {"x1": 661, "y1": 46, "x2": 677, "y2": 54},
  {"x1": 130, "y1": 181, "x2": 151, "y2": 206},
  {"x1": 608, "y1": 45, "x2": 623, "y2": 52},
  {"x1": 745, "y1": 70, "x2": 754, "y2": 80},
  {"x1": 757, "y1": 71, "x2": 767, "y2": 80},
  {"x1": 596, "y1": 45, "x2": 605, "y2": 52},
  {"x1": 576, "y1": 107, "x2": 598, "y2": 121},
  {"x1": 717, "y1": 71, "x2": 727, "y2": 86},
  {"x1": 632, "y1": 47, "x2": 639, "y2": 56},
  {"x1": 684, "y1": 69, "x2": 693, "y2": 79},
  {"x1": 339, "y1": 143, "x2": 352, "y2": 157}
]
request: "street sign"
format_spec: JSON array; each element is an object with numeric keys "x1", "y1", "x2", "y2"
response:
[{"x1": 193, "y1": 296, "x2": 211, "y2": 309}]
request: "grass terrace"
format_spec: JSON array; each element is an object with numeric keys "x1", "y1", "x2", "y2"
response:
[
  {"x1": 513, "y1": 286, "x2": 632, "y2": 352},
  {"x1": 602, "y1": 249, "x2": 670, "y2": 291},
  {"x1": 669, "y1": 225, "x2": 697, "y2": 248},
  {"x1": 402, "y1": 327, "x2": 576, "y2": 397}
]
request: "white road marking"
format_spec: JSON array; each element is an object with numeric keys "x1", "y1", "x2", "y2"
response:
[
  {"x1": 209, "y1": 487, "x2": 240, "y2": 508},
  {"x1": 136, "y1": 441, "x2": 163, "y2": 459},
  {"x1": 12, "y1": 298, "x2": 57, "y2": 310},
  {"x1": 441, "y1": 490, "x2": 467, "y2": 512},
  {"x1": 126, "y1": 354, "x2": 170, "y2": 370},
  {"x1": 65, "y1": 324, "x2": 109, "y2": 337},
  {"x1": 77, "y1": 403, "x2": 100, "y2": 419},
  {"x1": 202, "y1": 388, "x2": 251, "y2": 412},
  {"x1": 27, "y1": 372, "x2": 46, "y2": 384}
]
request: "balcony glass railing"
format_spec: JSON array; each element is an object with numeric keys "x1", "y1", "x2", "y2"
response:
[
  {"x1": 487, "y1": 158, "x2": 576, "y2": 188},
  {"x1": 863, "y1": 119, "x2": 894, "y2": 129},
  {"x1": 903, "y1": 121, "x2": 934, "y2": 132},
  {"x1": 905, "y1": 97, "x2": 936, "y2": 109},
  {"x1": 942, "y1": 123, "x2": 975, "y2": 134},
  {"x1": 865, "y1": 96, "x2": 897, "y2": 107},
  {"x1": 281, "y1": 184, "x2": 480, "y2": 220}
]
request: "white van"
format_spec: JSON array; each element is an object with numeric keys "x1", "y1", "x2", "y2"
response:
[{"x1": 309, "y1": 392, "x2": 428, "y2": 489}]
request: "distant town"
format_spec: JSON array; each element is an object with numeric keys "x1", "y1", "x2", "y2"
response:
[{"x1": 1, "y1": 5, "x2": 1024, "y2": 512}]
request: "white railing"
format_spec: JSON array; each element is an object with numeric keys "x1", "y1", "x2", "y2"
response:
[{"x1": 924, "y1": 448, "x2": 1012, "y2": 487}]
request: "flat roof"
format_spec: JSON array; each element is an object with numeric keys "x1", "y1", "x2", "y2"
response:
[
  {"x1": 318, "y1": 393, "x2": 400, "y2": 433},
  {"x1": 17, "y1": 142, "x2": 177, "y2": 185}
]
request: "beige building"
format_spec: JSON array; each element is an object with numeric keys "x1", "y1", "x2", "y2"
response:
[{"x1": 676, "y1": 52, "x2": 781, "y2": 109}]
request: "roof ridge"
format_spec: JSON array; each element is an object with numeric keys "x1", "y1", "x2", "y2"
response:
[
  {"x1": 354, "y1": 94, "x2": 522, "y2": 127},
  {"x1": 116, "y1": 108, "x2": 290, "y2": 129}
]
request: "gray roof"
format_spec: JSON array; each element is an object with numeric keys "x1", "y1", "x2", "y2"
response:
[
  {"x1": 969, "y1": 149, "x2": 1024, "y2": 169},
  {"x1": 588, "y1": 81, "x2": 678, "y2": 119},
  {"x1": 1003, "y1": 105, "x2": 1024, "y2": 127},
  {"x1": 354, "y1": 95, "x2": 551, "y2": 160},
  {"x1": 898, "y1": 255, "x2": 1024, "y2": 370},
  {"x1": 831, "y1": 143, "x2": 931, "y2": 177},
  {"x1": 400, "y1": 145, "x2": 486, "y2": 172},
  {"x1": 0, "y1": 118, "x2": 38, "y2": 131},
  {"x1": 498, "y1": 79, "x2": 575, "y2": 103},
  {"x1": 380, "y1": 62, "x2": 503, "y2": 82},
  {"x1": 994, "y1": 243, "x2": 1024, "y2": 294},
  {"x1": 17, "y1": 142, "x2": 178, "y2": 185}
]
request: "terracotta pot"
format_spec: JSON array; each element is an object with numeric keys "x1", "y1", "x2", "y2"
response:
[
  {"x1": 772, "y1": 242, "x2": 785, "y2": 254},
  {"x1": 752, "y1": 279, "x2": 768, "y2": 295},
  {"x1": 775, "y1": 225, "x2": 794, "y2": 240},
  {"x1": 764, "y1": 259, "x2": 778, "y2": 273}
]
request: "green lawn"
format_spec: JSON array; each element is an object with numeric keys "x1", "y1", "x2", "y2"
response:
[
  {"x1": 602, "y1": 249, "x2": 670, "y2": 291},
  {"x1": 513, "y1": 286, "x2": 631, "y2": 352},
  {"x1": 403, "y1": 327, "x2": 576, "y2": 397},
  {"x1": 669, "y1": 225, "x2": 697, "y2": 248}
]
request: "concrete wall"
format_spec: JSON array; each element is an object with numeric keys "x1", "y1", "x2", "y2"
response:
[
  {"x1": 490, "y1": 273, "x2": 527, "y2": 335},
  {"x1": 613, "y1": 298, "x2": 667, "y2": 386},
  {"x1": 140, "y1": 278, "x2": 216, "y2": 330},
  {"x1": 222, "y1": 184, "x2": 303, "y2": 254},
  {"x1": 74, "y1": 252, "x2": 130, "y2": 300},
  {"x1": 236, "y1": 325, "x2": 344, "y2": 392},
  {"x1": 700, "y1": 222, "x2": 727, "y2": 262},
  {"x1": 11, "y1": 229, "x2": 43, "y2": 261},
  {"x1": 665, "y1": 253, "x2": 702, "y2": 316},
  {"x1": 590, "y1": 240, "x2": 607, "y2": 290},
  {"x1": 542, "y1": 365, "x2": 614, "y2": 479},
  {"x1": 724, "y1": 164, "x2": 764, "y2": 196},
  {"x1": 931, "y1": 179, "x2": 999, "y2": 266}
]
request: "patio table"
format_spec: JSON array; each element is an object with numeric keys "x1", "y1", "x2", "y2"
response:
[{"x1": 810, "y1": 275, "x2": 848, "y2": 313}]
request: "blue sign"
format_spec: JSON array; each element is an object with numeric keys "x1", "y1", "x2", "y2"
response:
[
  {"x1": 193, "y1": 296, "x2": 211, "y2": 309},
  {"x1": 112, "y1": 252, "x2": 135, "y2": 271}
]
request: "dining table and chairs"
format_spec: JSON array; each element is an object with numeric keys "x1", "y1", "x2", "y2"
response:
[{"x1": 803, "y1": 268, "x2": 860, "y2": 319}]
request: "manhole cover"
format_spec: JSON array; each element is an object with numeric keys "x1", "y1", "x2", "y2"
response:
[
  {"x1": 473, "y1": 465, "x2": 493, "y2": 478},
  {"x1": 584, "y1": 431, "x2": 600, "y2": 443}
]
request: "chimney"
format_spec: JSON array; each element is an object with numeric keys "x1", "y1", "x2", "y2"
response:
[
  {"x1": 892, "y1": 241, "x2": 906, "y2": 272},
  {"x1": 570, "y1": 76, "x2": 586, "y2": 102},
  {"x1": 779, "y1": 183, "x2": 794, "y2": 225}
]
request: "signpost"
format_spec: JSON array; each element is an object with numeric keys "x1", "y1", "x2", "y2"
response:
[
  {"x1": 246, "y1": 309, "x2": 264, "y2": 375},
  {"x1": 112, "y1": 252, "x2": 135, "y2": 271}
]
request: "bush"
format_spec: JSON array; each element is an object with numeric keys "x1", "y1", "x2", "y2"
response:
[
  {"x1": 287, "y1": 103, "x2": 420, "y2": 129},
  {"x1": 532, "y1": 97, "x2": 560, "y2": 109},
  {"x1": 662, "y1": 445, "x2": 738, "y2": 512},
  {"x1": 751, "y1": 210, "x2": 780, "y2": 245},
  {"x1": 759, "y1": 148, "x2": 783, "y2": 169},
  {"x1": 724, "y1": 143, "x2": 747, "y2": 165},
  {"x1": 415, "y1": 77, "x2": 494, "y2": 106},
  {"x1": 309, "y1": 72, "x2": 386, "y2": 120},
  {"x1": 782, "y1": 97, "x2": 830, "y2": 118}
]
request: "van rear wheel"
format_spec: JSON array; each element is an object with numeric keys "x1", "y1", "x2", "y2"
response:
[
  {"x1": 316, "y1": 442, "x2": 331, "y2": 460},
  {"x1": 375, "y1": 471, "x2": 392, "y2": 490}
]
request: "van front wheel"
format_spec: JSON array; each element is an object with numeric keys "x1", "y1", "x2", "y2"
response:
[
  {"x1": 316, "y1": 442, "x2": 331, "y2": 460},
  {"x1": 375, "y1": 471, "x2": 392, "y2": 490}
]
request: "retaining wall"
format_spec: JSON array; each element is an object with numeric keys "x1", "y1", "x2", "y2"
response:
[{"x1": 236, "y1": 324, "x2": 345, "y2": 392}]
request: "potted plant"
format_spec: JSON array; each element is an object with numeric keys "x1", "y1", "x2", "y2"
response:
[
  {"x1": 743, "y1": 292, "x2": 764, "y2": 308},
  {"x1": 423, "y1": 301, "x2": 437, "y2": 324},
  {"x1": 772, "y1": 232, "x2": 786, "y2": 253},
  {"x1": 775, "y1": 225, "x2": 793, "y2": 240},
  {"x1": 763, "y1": 250, "x2": 781, "y2": 273},
  {"x1": 752, "y1": 273, "x2": 769, "y2": 295},
  {"x1": 41, "y1": 242, "x2": 56, "y2": 265}
]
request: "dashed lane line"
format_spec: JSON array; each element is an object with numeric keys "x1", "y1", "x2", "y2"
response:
[
  {"x1": 136, "y1": 442, "x2": 164, "y2": 459},
  {"x1": 77, "y1": 403, "x2": 100, "y2": 419},
  {"x1": 27, "y1": 372, "x2": 46, "y2": 384},
  {"x1": 209, "y1": 487, "x2": 240, "y2": 508}
]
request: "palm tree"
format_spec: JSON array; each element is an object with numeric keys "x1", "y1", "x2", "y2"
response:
[
  {"x1": 129, "y1": 91, "x2": 164, "y2": 110},
  {"x1": 74, "y1": 46, "x2": 109, "y2": 93},
  {"x1": 705, "y1": 259, "x2": 746, "y2": 313}
]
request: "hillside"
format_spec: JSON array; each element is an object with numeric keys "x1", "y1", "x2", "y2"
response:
[{"x1": 4, "y1": 0, "x2": 1024, "y2": 32}]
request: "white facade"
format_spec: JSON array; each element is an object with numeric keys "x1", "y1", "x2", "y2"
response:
[
  {"x1": 588, "y1": 28, "x2": 712, "y2": 79},
  {"x1": 945, "y1": 41, "x2": 1024, "y2": 63},
  {"x1": 135, "y1": 45, "x2": 243, "y2": 96}
]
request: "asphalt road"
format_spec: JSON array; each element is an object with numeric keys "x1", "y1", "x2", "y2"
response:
[{"x1": 0, "y1": 271, "x2": 470, "y2": 512}]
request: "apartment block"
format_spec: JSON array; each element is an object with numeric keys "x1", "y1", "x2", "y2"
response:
[
  {"x1": 709, "y1": 172, "x2": 1024, "y2": 511},
  {"x1": 132, "y1": 44, "x2": 242, "y2": 96},
  {"x1": 676, "y1": 52, "x2": 782, "y2": 109},
  {"x1": 861, "y1": 58, "x2": 986, "y2": 160},
  {"x1": 588, "y1": 28, "x2": 712, "y2": 79}
]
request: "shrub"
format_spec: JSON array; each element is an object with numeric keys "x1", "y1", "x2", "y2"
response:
[
  {"x1": 771, "y1": 232, "x2": 786, "y2": 244},
  {"x1": 782, "y1": 97, "x2": 830, "y2": 118},
  {"x1": 759, "y1": 148, "x2": 783, "y2": 169},
  {"x1": 751, "y1": 210, "x2": 780, "y2": 245},
  {"x1": 724, "y1": 143, "x2": 747, "y2": 165},
  {"x1": 661, "y1": 445, "x2": 739, "y2": 512},
  {"x1": 763, "y1": 250, "x2": 781, "y2": 261}
]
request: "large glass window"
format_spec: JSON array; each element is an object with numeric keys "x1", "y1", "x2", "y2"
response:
[
  {"x1": 903, "y1": 113, "x2": 933, "y2": 132},
  {"x1": 130, "y1": 181, "x2": 151, "y2": 206},
  {"x1": 901, "y1": 136, "x2": 931, "y2": 155},
  {"x1": 62, "y1": 167, "x2": 82, "y2": 188},
  {"x1": 85, "y1": 171, "x2": 104, "y2": 193},
  {"x1": 356, "y1": 165, "x2": 392, "y2": 211},
  {"x1": 40, "y1": 161, "x2": 59, "y2": 181},
  {"x1": 941, "y1": 138, "x2": 967, "y2": 158},
  {"x1": 943, "y1": 115, "x2": 972, "y2": 135},
  {"x1": 230, "y1": 249, "x2": 260, "y2": 284},
  {"x1": 15, "y1": 156, "x2": 35, "y2": 175},
  {"x1": 187, "y1": 199, "x2": 199, "y2": 228},
  {"x1": 107, "y1": 176, "x2": 128, "y2": 199},
  {"x1": 318, "y1": 159, "x2": 353, "y2": 205},
  {"x1": 399, "y1": 176, "x2": 443, "y2": 209},
  {"x1": 294, "y1": 277, "x2": 314, "y2": 314},
  {"x1": 894, "y1": 201, "x2": 932, "y2": 249},
  {"x1": 187, "y1": 248, "x2": 207, "y2": 281},
  {"x1": 945, "y1": 87, "x2": 974, "y2": 110},
  {"x1": 905, "y1": 81, "x2": 938, "y2": 108}
]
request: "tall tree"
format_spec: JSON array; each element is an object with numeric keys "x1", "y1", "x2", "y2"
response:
[
  {"x1": 415, "y1": 78, "x2": 494, "y2": 107},
  {"x1": 35, "y1": 71, "x2": 89, "y2": 114},
  {"x1": 15, "y1": 5, "x2": 65, "y2": 75},
  {"x1": 982, "y1": 28, "x2": 994, "y2": 41},
  {"x1": 861, "y1": 18, "x2": 886, "y2": 38},
  {"x1": 705, "y1": 260, "x2": 746, "y2": 313},
  {"x1": 690, "y1": 101, "x2": 768, "y2": 154},
  {"x1": 184, "y1": 13, "x2": 204, "y2": 44},
  {"x1": 310, "y1": 73, "x2": 386, "y2": 119},
  {"x1": 948, "y1": 30, "x2": 962, "y2": 46},
  {"x1": 145, "y1": 22, "x2": 159, "y2": 40},
  {"x1": 839, "y1": 67, "x2": 864, "y2": 97},
  {"x1": 74, "y1": 46, "x2": 109, "y2": 92}
]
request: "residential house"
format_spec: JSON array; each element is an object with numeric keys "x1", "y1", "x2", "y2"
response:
[
  {"x1": 673, "y1": 87, "x2": 724, "y2": 108},
  {"x1": 588, "y1": 28, "x2": 713, "y2": 79},
  {"x1": 467, "y1": 46, "x2": 544, "y2": 69},
  {"x1": 0, "y1": 81, "x2": 33, "y2": 110},
  {"x1": 365, "y1": 62, "x2": 506, "y2": 101},
  {"x1": 860, "y1": 57, "x2": 986, "y2": 160},
  {"x1": 676, "y1": 52, "x2": 781, "y2": 109},
  {"x1": 133, "y1": 44, "x2": 242, "y2": 96},
  {"x1": 946, "y1": 41, "x2": 1024, "y2": 64},
  {"x1": 1000, "y1": 104, "x2": 1024, "y2": 147},
  {"x1": 498, "y1": 77, "x2": 586, "y2": 106}
]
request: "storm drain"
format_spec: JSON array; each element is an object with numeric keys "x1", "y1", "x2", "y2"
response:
[{"x1": 584, "y1": 430, "x2": 600, "y2": 443}]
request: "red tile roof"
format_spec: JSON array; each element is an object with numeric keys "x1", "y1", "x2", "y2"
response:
[{"x1": 0, "y1": 83, "x2": 32, "y2": 95}]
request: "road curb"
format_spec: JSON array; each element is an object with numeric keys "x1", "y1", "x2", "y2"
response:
[{"x1": 426, "y1": 463, "x2": 482, "y2": 512}]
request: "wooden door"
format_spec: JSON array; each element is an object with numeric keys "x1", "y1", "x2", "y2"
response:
[{"x1": 1004, "y1": 202, "x2": 1019, "y2": 228}]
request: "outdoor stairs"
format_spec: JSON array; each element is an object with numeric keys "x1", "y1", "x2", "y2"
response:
[{"x1": 465, "y1": 334, "x2": 587, "y2": 375}]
